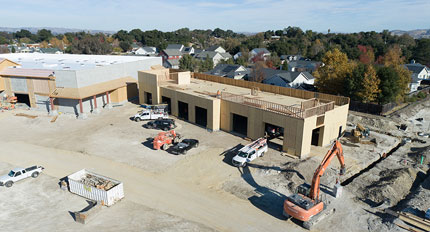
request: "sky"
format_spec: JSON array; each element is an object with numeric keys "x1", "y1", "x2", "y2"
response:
[{"x1": 1, "y1": 0, "x2": 429, "y2": 33}]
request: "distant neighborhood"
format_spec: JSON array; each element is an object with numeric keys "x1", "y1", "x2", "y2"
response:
[{"x1": 0, "y1": 27, "x2": 429, "y2": 109}]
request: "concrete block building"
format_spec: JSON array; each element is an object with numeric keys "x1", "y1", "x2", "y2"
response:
[
  {"x1": 138, "y1": 68, "x2": 350, "y2": 159},
  {"x1": 0, "y1": 53, "x2": 161, "y2": 116}
]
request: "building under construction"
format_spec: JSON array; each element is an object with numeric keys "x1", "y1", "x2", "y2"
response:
[
  {"x1": 138, "y1": 68, "x2": 350, "y2": 158},
  {"x1": 0, "y1": 53, "x2": 161, "y2": 117}
]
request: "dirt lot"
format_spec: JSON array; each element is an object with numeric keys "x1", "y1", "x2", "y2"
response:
[
  {"x1": 0, "y1": 98, "x2": 429, "y2": 232},
  {"x1": 0, "y1": 162, "x2": 214, "y2": 232}
]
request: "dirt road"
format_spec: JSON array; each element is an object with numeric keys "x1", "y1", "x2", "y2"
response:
[{"x1": 0, "y1": 140, "x2": 304, "y2": 232}]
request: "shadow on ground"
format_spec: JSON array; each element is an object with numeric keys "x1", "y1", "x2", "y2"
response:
[
  {"x1": 220, "y1": 144, "x2": 244, "y2": 166},
  {"x1": 239, "y1": 165, "x2": 287, "y2": 220}
]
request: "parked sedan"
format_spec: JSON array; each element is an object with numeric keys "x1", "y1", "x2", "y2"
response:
[
  {"x1": 170, "y1": 139, "x2": 199, "y2": 155},
  {"x1": 143, "y1": 119, "x2": 176, "y2": 131}
]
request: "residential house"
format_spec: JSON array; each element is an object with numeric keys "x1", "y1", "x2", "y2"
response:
[
  {"x1": 405, "y1": 61, "x2": 430, "y2": 80},
  {"x1": 280, "y1": 54, "x2": 304, "y2": 62},
  {"x1": 166, "y1": 44, "x2": 184, "y2": 51},
  {"x1": 193, "y1": 48, "x2": 204, "y2": 56},
  {"x1": 248, "y1": 68, "x2": 314, "y2": 88},
  {"x1": 38, "y1": 48, "x2": 63, "y2": 54},
  {"x1": 234, "y1": 48, "x2": 271, "y2": 61},
  {"x1": 194, "y1": 51, "x2": 232, "y2": 67},
  {"x1": 159, "y1": 49, "x2": 182, "y2": 69},
  {"x1": 250, "y1": 48, "x2": 271, "y2": 59},
  {"x1": 263, "y1": 71, "x2": 314, "y2": 88},
  {"x1": 206, "y1": 45, "x2": 226, "y2": 54},
  {"x1": 405, "y1": 61, "x2": 430, "y2": 93},
  {"x1": 164, "y1": 59, "x2": 180, "y2": 69},
  {"x1": 134, "y1": 46, "x2": 157, "y2": 56},
  {"x1": 182, "y1": 46, "x2": 195, "y2": 55},
  {"x1": 287, "y1": 60, "x2": 321, "y2": 73},
  {"x1": 205, "y1": 64, "x2": 250, "y2": 80}
]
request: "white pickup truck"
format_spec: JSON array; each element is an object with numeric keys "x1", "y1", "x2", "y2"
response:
[
  {"x1": 0, "y1": 166, "x2": 44, "y2": 188},
  {"x1": 133, "y1": 110, "x2": 168, "y2": 122},
  {"x1": 232, "y1": 138, "x2": 268, "y2": 167}
]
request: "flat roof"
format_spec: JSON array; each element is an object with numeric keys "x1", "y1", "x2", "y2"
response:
[
  {"x1": 160, "y1": 78, "x2": 306, "y2": 107},
  {"x1": 0, "y1": 68, "x2": 55, "y2": 79},
  {"x1": 0, "y1": 53, "x2": 157, "y2": 71}
]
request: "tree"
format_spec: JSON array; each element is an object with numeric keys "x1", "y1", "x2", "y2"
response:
[
  {"x1": 382, "y1": 45, "x2": 404, "y2": 66},
  {"x1": 250, "y1": 61, "x2": 267, "y2": 83},
  {"x1": 377, "y1": 66, "x2": 401, "y2": 104},
  {"x1": 11, "y1": 47, "x2": 16, "y2": 53},
  {"x1": 281, "y1": 62, "x2": 288, "y2": 70},
  {"x1": 19, "y1": 37, "x2": 31, "y2": 45},
  {"x1": 119, "y1": 41, "x2": 131, "y2": 52},
  {"x1": 0, "y1": 36, "x2": 8, "y2": 44},
  {"x1": 50, "y1": 37, "x2": 63, "y2": 49},
  {"x1": 314, "y1": 48, "x2": 354, "y2": 94},
  {"x1": 113, "y1": 30, "x2": 133, "y2": 43},
  {"x1": 40, "y1": 41, "x2": 49, "y2": 48},
  {"x1": 199, "y1": 55, "x2": 214, "y2": 72},
  {"x1": 344, "y1": 63, "x2": 365, "y2": 100},
  {"x1": 62, "y1": 36, "x2": 70, "y2": 48},
  {"x1": 357, "y1": 45, "x2": 375, "y2": 64},
  {"x1": 219, "y1": 58, "x2": 234, "y2": 65},
  {"x1": 356, "y1": 65, "x2": 380, "y2": 103},
  {"x1": 70, "y1": 34, "x2": 112, "y2": 54},
  {"x1": 15, "y1": 29, "x2": 32, "y2": 39},
  {"x1": 179, "y1": 54, "x2": 196, "y2": 71},
  {"x1": 37, "y1": 29, "x2": 53, "y2": 42},
  {"x1": 382, "y1": 45, "x2": 411, "y2": 99},
  {"x1": 413, "y1": 39, "x2": 430, "y2": 66}
]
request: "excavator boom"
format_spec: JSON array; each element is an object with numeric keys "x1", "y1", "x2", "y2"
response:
[
  {"x1": 283, "y1": 139, "x2": 346, "y2": 229},
  {"x1": 309, "y1": 140, "x2": 345, "y2": 201}
]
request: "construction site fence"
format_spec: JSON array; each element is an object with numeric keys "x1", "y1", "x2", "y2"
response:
[
  {"x1": 349, "y1": 101, "x2": 399, "y2": 115},
  {"x1": 192, "y1": 72, "x2": 349, "y2": 106}
]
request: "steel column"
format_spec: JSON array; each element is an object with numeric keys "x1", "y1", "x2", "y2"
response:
[
  {"x1": 50, "y1": 97, "x2": 55, "y2": 110},
  {"x1": 93, "y1": 95, "x2": 97, "y2": 109},
  {"x1": 79, "y1": 99, "x2": 83, "y2": 113}
]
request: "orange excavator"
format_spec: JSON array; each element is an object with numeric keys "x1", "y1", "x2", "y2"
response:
[{"x1": 283, "y1": 140, "x2": 346, "y2": 230}]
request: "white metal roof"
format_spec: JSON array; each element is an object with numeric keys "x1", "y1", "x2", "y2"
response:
[{"x1": 0, "y1": 53, "x2": 156, "y2": 71}]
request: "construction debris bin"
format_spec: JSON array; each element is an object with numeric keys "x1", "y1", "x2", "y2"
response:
[{"x1": 67, "y1": 169, "x2": 124, "y2": 206}]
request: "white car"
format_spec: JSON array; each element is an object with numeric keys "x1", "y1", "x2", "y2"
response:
[
  {"x1": 0, "y1": 166, "x2": 44, "y2": 188},
  {"x1": 133, "y1": 110, "x2": 168, "y2": 122}
]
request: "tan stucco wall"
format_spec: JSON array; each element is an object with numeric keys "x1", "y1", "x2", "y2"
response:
[
  {"x1": 138, "y1": 71, "x2": 161, "y2": 104},
  {"x1": 159, "y1": 87, "x2": 220, "y2": 131},
  {"x1": 221, "y1": 100, "x2": 313, "y2": 157},
  {"x1": 110, "y1": 86, "x2": 128, "y2": 103},
  {"x1": 138, "y1": 69, "x2": 350, "y2": 158},
  {"x1": 319, "y1": 104, "x2": 349, "y2": 146}
]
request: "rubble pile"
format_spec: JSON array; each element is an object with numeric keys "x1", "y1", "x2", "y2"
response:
[{"x1": 80, "y1": 174, "x2": 115, "y2": 191}]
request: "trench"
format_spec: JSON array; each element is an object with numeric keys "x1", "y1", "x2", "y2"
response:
[
  {"x1": 341, "y1": 142, "x2": 404, "y2": 186},
  {"x1": 391, "y1": 168, "x2": 430, "y2": 211}
]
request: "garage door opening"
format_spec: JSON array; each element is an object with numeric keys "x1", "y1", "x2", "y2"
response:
[
  {"x1": 178, "y1": 101, "x2": 189, "y2": 120},
  {"x1": 195, "y1": 106, "x2": 207, "y2": 127},
  {"x1": 232, "y1": 113, "x2": 248, "y2": 136},
  {"x1": 265, "y1": 123, "x2": 284, "y2": 151},
  {"x1": 311, "y1": 127, "x2": 321, "y2": 146},
  {"x1": 15, "y1": 93, "x2": 30, "y2": 107},
  {"x1": 161, "y1": 96, "x2": 171, "y2": 113},
  {"x1": 145, "y1": 92, "x2": 152, "y2": 104}
]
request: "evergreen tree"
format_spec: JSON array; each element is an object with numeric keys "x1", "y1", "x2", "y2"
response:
[{"x1": 356, "y1": 65, "x2": 380, "y2": 103}]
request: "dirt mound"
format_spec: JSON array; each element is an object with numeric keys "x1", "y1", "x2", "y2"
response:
[
  {"x1": 348, "y1": 114, "x2": 398, "y2": 133},
  {"x1": 357, "y1": 168, "x2": 417, "y2": 205}
]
